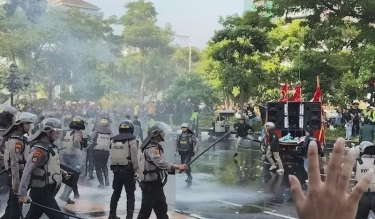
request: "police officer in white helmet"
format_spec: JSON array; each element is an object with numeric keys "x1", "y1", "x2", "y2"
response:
[
  {"x1": 109, "y1": 120, "x2": 138, "y2": 219},
  {"x1": 91, "y1": 118, "x2": 112, "y2": 188},
  {"x1": 2, "y1": 111, "x2": 35, "y2": 219},
  {"x1": 354, "y1": 141, "x2": 375, "y2": 218},
  {"x1": 18, "y1": 118, "x2": 70, "y2": 219}
]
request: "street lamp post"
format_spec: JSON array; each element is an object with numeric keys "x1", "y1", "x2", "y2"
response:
[
  {"x1": 1, "y1": 63, "x2": 30, "y2": 106},
  {"x1": 175, "y1": 34, "x2": 192, "y2": 72}
]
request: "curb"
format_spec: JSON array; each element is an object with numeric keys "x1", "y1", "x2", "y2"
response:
[{"x1": 175, "y1": 209, "x2": 208, "y2": 219}]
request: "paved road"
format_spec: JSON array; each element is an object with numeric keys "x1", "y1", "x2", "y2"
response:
[{"x1": 0, "y1": 138, "x2": 373, "y2": 219}]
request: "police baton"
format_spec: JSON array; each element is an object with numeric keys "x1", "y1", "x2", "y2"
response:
[
  {"x1": 26, "y1": 200, "x2": 84, "y2": 219},
  {"x1": 0, "y1": 169, "x2": 7, "y2": 175},
  {"x1": 15, "y1": 194, "x2": 84, "y2": 219}
]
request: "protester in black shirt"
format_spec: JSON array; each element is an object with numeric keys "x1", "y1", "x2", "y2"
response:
[{"x1": 233, "y1": 117, "x2": 255, "y2": 158}]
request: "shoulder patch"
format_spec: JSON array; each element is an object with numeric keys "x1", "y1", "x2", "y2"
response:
[
  {"x1": 154, "y1": 148, "x2": 160, "y2": 157},
  {"x1": 32, "y1": 149, "x2": 43, "y2": 163},
  {"x1": 15, "y1": 142, "x2": 22, "y2": 153}
]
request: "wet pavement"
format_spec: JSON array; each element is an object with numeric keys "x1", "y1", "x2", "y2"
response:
[{"x1": 0, "y1": 138, "x2": 374, "y2": 218}]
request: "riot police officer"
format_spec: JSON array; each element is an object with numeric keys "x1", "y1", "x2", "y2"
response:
[
  {"x1": 0, "y1": 105, "x2": 18, "y2": 219},
  {"x1": 176, "y1": 123, "x2": 197, "y2": 182},
  {"x1": 137, "y1": 125, "x2": 188, "y2": 219},
  {"x1": 354, "y1": 141, "x2": 375, "y2": 219},
  {"x1": 18, "y1": 118, "x2": 69, "y2": 219},
  {"x1": 109, "y1": 120, "x2": 138, "y2": 219},
  {"x1": 85, "y1": 118, "x2": 96, "y2": 179},
  {"x1": 92, "y1": 118, "x2": 112, "y2": 188},
  {"x1": 3, "y1": 112, "x2": 35, "y2": 219},
  {"x1": 59, "y1": 116, "x2": 84, "y2": 204}
]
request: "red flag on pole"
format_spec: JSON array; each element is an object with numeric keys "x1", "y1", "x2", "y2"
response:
[
  {"x1": 312, "y1": 86, "x2": 322, "y2": 102},
  {"x1": 291, "y1": 84, "x2": 302, "y2": 102},
  {"x1": 279, "y1": 82, "x2": 289, "y2": 102}
]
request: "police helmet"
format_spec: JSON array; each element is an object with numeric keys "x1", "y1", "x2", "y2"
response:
[
  {"x1": 147, "y1": 125, "x2": 164, "y2": 138},
  {"x1": 0, "y1": 105, "x2": 17, "y2": 129},
  {"x1": 181, "y1": 123, "x2": 189, "y2": 128},
  {"x1": 265, "y1": 121, "x2": 275, "y2": 129},
  {"x1": 360, "y1": 141, "x2": 375, "y2": 155},
  {"x1": 99, "y1": 118, "x2": 109, "y2": 126},
  {"x1": 69, "y1": 116, "x2": 85, "y2": 130},
  {"x1": 39, "y1": 118, "x2": 63, "y2": 132},
  {"x1": 119, "y1": 120, "x2": 134, "y2": 134},
  {"x1": 13, "y1": 112, "x2": 36, "y2": 125}
]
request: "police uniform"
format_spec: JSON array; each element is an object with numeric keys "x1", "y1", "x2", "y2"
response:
[
  {"x1": 19, "y1": 117, "x2": 66, "y2": 219},
  {"x1": 92, "y1": 121, "x2": 112, "y2": 188},
  {"x1": 3, "y1": 131, "x2": 28, "y2": 219},
  {"x1": 355, "y1": 143, "x2": 375, "y2": 219},
  {"x1": 59, "y1": 129, "x2": 83, "y2": 204},
  {"x1": 176, "y1": 125, "x2": 196, "y2": 182},
  {"x1": 0, "y1": 105, "x2": 17, "y2": 219},
  {"x1": 19, "y1": 141, "x2": 65, "y2": 219},
  {"x1": 109, "y1": 120, "x2": 139, "y2": 219},
  {"x1": 2, "y1": 112, "x2": 35, "y2": 219}
]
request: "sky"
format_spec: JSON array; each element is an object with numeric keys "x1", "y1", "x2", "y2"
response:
[{"x1": 86, "y1": 0, "x2": 244, "y2": 49}]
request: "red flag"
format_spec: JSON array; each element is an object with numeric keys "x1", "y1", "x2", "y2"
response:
[
  {"x1": 312, "y1": 86, "x2": 322, "y2": 102},
  {"x1": 291, "y1": 84, "x2": 302, "y2": 102},
  {"x1": 279, "y1": 82, "x2": 289, "y2": 102}
]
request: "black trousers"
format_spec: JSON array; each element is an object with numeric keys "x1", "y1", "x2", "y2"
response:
[
  {"x1": 110, "y1": 169, "x2": 136, "y2": 218},
  {"x1": 92, "y1": 150, "x2": 109, "y2": 185},
  {"x1": 2, "y1": 175, "x2": 22, "y2": 219},
  {"x1": 87, "y1": 146, "x2": 95, "y2": 177},
  {"x1": 137, "y1": 181, "x2": 168, "y2": 219},
  {"x1": 356, "y1": 192, "x2": 375, "y2": 219},
  {"x1": 25, "y1": 184, "x2": 66, "y2": 219},
  {"x1": 180, "y1": 151, "x2": 193, "y2": 177},
  {"x1": 352, "y1": 120, "x2": 360, "y2": 136}
]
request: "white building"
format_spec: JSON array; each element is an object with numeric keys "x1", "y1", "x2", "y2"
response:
[{"x1": 48, "y1": 0, "x2": 103, "y2": 17}]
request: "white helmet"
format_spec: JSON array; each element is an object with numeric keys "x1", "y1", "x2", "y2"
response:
[
  {"x1": 13, "y1": 112, "x2": 36, "y2": 125},
  {"x1": 181, "y1": 123, "x2": 189, "y2": 128},
  {"x1": 265, "y1": 122, "x2": 275, "y2": 129}
]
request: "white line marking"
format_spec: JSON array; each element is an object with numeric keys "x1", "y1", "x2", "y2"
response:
[
  {"x1": 216, "y1": 200, "x2": 298, "y2": 219},
  {"x1": 263, "y1": 211, "x2": 298, "y2": 219},
  {"x1": 215, "y1": 200, "x2": 243, "y2": 207}
]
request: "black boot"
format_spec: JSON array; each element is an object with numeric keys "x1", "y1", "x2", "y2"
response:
[
  {"x1": 108, "y1": 215, "x2": 120, "y2": 219},
  {"x1": 96, "y1": 169, "x2": 104, "y2": 187}
]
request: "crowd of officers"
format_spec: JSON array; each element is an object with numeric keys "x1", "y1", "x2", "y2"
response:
[{"x1": 0, "y1": 104, "x2": 194, "y2": 219}]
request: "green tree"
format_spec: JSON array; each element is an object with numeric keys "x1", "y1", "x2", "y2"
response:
[
  {"x1": 200, "y1": 11, "x2": 275, "y2": 105},
  {"x1": 172, "y1": 46, "x2": 201, "y2": 74},
  {"x1": 120, "y1": 0, "x2": 174, "y2": 102},
  {"x1": 23, "y1": 9, "x2": 117, "y2": 101},
  {"x1": 163, "y1": 72, "x2": 220, "y2": 109}
]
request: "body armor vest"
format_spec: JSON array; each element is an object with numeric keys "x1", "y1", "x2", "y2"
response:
[
  {"x1": 110, "y1": 139, "x2": 133, "y2": 166},
  {"x1": 61, "y1": 130, "x2": 74, "y2": 155},
  {"x1": 355, "y1": 157, "x2": 375, "y2": 192},
  {"x1": 30, "y1": 142, "x2": 62, "y2": 188},
  {"x1": 177, "y1": 134, "x2": 191, "y2": 151},
  {"x1": 95, "y1": 133, "x2": 111, "y2": 151},
  {"x1": 4, "y1": 133, "x2": 29, "y2": 172}
]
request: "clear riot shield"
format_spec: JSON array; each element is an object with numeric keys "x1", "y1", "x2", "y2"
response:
[{"x1": 161, "y1": 140, "x2": 176, "y2": 211}]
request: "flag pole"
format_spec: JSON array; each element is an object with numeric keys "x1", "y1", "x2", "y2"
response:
[{"x1": 317, "y1": 75, "x2": 324, "y2": 145}]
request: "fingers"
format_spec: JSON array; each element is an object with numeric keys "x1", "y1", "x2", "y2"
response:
[
  {"x1": 307, "y1": 141, "x2": 321, "y2": 185},
  {"x1": 325, "y1": 138, "x2": 345, "y2": 188},
  {"x1": 349, "y1": 169, "x2": 374, "y2": 203},
  {"x1": 289, "y1": 175, "x2": 305, "y2": 209},
  {"x1": 337, "y1": 148, "x2": 356, "y2": 193}
]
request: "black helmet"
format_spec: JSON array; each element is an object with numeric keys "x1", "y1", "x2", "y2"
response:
[
  {"x1": 40, "y1": 118, "x2": 63, "y2": 132},
  {"x1": 0, "y1": 105, "x2": 17, "y2": 129},
  {"x1": 119, "y1": 120, "x2": 134, "y2": 134},
  {"x1": 69, "y1": 116, "x2": 85, "y2": 130}
]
